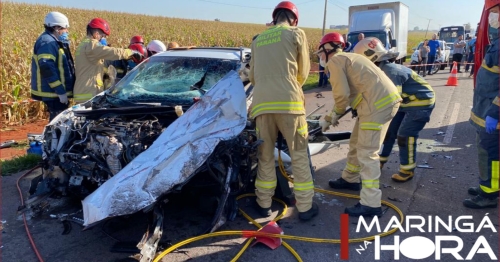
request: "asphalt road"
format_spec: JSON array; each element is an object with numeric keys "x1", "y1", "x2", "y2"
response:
[{"x1": 1, "y1": 69, "x2": 498, "y2": 262}]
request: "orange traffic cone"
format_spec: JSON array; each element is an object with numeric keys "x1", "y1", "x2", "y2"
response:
[{"x1": 446, "y1": 61, "x2": 458, "y2": 86}]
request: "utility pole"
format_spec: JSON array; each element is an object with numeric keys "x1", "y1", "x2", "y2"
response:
[
  {"x1": 322, "y1": 0, "x2": 327, "y2": 36},
  {"x1": 424, "y1": 19, "x2": 432, "y2": 38}
]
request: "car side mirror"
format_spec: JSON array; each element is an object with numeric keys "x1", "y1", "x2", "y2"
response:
[{"x1": 391, "y1": 39, "x2": 397, "y2": 48}]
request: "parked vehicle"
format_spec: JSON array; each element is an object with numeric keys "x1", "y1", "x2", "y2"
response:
[
  {"x1": 438, "y1": 26, "x2": 467, "y2": 66},
  {"x1": 347, "y1": 1, "x2": 409, "y2": 64},
  {"x1": 410, "y1": 40, "x2": 451, "y2": 72}
]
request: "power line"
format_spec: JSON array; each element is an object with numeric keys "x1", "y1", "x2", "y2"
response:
[
  {"x1": 197, "y1": 0, "x2": 320, "y2": 10},
  {"x1": 327, "y1": 0, "x2": 347, "y2": 12},
  {"x1": 197, "y1": 0, "x2": 271, "y2": 10}
]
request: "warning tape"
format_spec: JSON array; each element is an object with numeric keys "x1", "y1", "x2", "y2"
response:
[{"x1": 311, "y1": 62, "x2": 475, "y2": 73}]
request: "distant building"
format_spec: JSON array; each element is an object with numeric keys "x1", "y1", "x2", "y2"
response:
[{"x1": 329, "y1": 25, "x2": 348, "y2": 30}]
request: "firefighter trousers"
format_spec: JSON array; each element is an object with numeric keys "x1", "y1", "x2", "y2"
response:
[
  {"x1": 341, "y1": 103, "x2": 400, "y2": 208},
  {"x1": 476, "y1": 130, "x2": 499, "y2": 198},
  {"x1": 255, "y1": 114, "x2": 314, "y2": 212},
  {"x1": 379, "y1": 109, "x2": 433, "y2": 171}
]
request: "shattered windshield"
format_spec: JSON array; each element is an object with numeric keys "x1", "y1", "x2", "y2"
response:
[{"x1": 109, "y1": 56, "x2": 240, "y2": 106}]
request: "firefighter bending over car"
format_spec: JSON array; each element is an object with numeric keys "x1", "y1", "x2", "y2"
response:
[
  {"x1": 317, "y1": 32, "x2": 402, "y2": 217},
  {"x1": 73, "y1": 18, "x2": 144, "y2": 103},
  {"x1": 465, "y1": 0, "x2": 500, "y2": 209},
  {"x1": 354, "y1": 37, "x2": 435, "y2": 183},
  {"x1": 249, "y1": 1, "x2": 318, "y2": 221}
]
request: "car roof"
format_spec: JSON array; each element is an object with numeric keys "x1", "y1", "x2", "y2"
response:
[{"x1": 155, "y1": 47, "x2": 251, "y2": 60}]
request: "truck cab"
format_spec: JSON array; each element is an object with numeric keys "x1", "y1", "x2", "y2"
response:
[{"x1": 347, "y1": 2, "x2": 409, "y2": 64}]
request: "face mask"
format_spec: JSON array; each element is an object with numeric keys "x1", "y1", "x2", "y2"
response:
[
  {"x1": 319, "y1": 58, "x2": 326, "y2": 68},
  {"x1": 489, "y1": 12, "x2": 499, "y2": 29},
  {"x1": 58, "y1": 31, "x2": 69, "y2": 42},
  {"x1": 100, "y1": 37, "x2": 108, "y2": 46}
]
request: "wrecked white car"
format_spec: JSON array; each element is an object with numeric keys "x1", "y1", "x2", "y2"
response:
[{"x1": 22, "y1": 47, "x2": 349, "y2": 261}]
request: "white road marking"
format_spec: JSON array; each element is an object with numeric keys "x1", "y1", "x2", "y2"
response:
[{"x1": 443, "y1": 103, "x2": 460, "y2": 144}]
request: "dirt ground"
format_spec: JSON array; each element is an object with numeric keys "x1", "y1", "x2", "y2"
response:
[{"x1": 0, "y1": 119, "x2": 49, "y2": 160}]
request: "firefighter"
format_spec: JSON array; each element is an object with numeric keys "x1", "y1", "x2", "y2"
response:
[
  {"x1": 464, "y1": 0, "x2": 500, "y2": 209},
  {"x1": 318, "y1": 32, "x2": 402, "y2": 217},
  {"x1": 74, "y1": 18, "x2": 143, "y2": 102},
  {"x1": 31, "y1": 12, "x2": 75, "y2": 121},
  {"x1": 130, "y1": 35, "x2": 145, "y2": 46},
  {"x1": 147, "y1": 40, "x2": 167, "y2": 56},
  {"x1": 353, "y1": 37, "x2": 435, "y2": 183},
  {"x1": 167, "y1": 42, "x2": 180, "y2": 50},
  {"x1": 249, "y1": 1, "x2": 318, "y2": 221},
  {"x1": 127, "y1": 43, "x2": 148, "y2": 71}
]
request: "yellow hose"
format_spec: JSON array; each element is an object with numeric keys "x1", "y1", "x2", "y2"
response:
[{"x1": 153, "y1": 150, "x2": 404, "y2": 262}]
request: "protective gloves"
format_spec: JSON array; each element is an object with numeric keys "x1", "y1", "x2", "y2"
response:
[
  {"x1": 320, "y1": 111, "x2": 341, "y2": 132},
  {"x1": 58, "y1": 94, "x2": 68, "y2": 104},
  {"x1": 130, "y1": 50, "x2": 144, "y2": 63},
  {"x1": 485, "y1": 116, "x2": 498, "y2": 134}
]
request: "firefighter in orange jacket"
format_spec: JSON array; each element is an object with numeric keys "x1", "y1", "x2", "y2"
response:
[
  {"x1": 249, "y1": 1, "x2": 318, "y2": 221},
  {"x1": 74, "y1": 18, "x2": 143, "y2": 102},
  {"x1": 317, "y1": 32, "x2": 402, "y2": 217}
]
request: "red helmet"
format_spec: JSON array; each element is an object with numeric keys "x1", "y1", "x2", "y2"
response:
[
  {"x1": 272, "y1": 1, "x2": 299, "y2": 24},
  {"x1": 130, "y1": 35, "x2": 144, "y2": 45},
  {"x1": 88, "y1": 18, "x2": 111, "y2": 36},
  {"x1": 319, "y1": 32, "x2": 345, "y2": 49},
  {"x1": 485, "y1": 0, "x2": 500, "y2": 10},
  {"x1": 128, "y1": 43, "x2": 148, "y2": 63}
]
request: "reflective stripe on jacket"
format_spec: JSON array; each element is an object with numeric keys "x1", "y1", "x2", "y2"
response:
[
  {"x1": 249, "y1": 24, "x2": 310, "y2": 118},
  {"x1": 326, "y1": 52, "x2": 402, "y2": 116},
  {"x1": 470, "y1": 38, "x2": 500, "y2": 132},
  {"x1": 379, "y1": 61, "x2": 435, "y2": 111},
  {"x1": 74, "y1": 37, "x2": 132, "y2": 102},
  {"x1": 30, "y1": 31, "x2": 75, "y2": 101}
]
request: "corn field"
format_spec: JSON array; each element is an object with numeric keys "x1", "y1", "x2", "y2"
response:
[{"x1": 0, "y1": 2, "x2": 429, "y2": 125}]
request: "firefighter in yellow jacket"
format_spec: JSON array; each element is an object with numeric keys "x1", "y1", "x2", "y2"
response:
[
  {"x1": 317, "y1": 32, "x2": 402, "y2": 217},
  {"x1": 74, "y1": 18, "x2": 143, "y2": 102},
  {"x1": 249, "y1": 1, "x2": 317, "y2": 221}
]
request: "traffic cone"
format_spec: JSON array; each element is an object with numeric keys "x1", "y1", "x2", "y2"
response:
[{"x1": 446, "y1": 61, "x2": 458, "y2": 86}]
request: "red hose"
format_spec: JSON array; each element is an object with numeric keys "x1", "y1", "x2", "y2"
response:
[{"x1": 16, "y1": 165, "x2": 44, "y2": 262}]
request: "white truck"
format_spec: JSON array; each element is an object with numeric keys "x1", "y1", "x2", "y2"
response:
[{"x1": 347, "y1": 1, "x2": 409, "y2": 64}]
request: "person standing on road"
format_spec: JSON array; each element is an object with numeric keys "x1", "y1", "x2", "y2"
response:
[
  {"x1": 318, "y1": 32, "x2": 402, "y2": 217},
  {"x1": 427, "y1": 34, "x2": 441, "y2": 75},
  {"x1": 465, "y1": 0, "x2": 500, "y2": 209},
  {"x1": 342, "y1": 33, "x2": 352, "y2": 52},
  {"x1": 418, "y1": 39, "x2": 430, "y2": 76},
  {"x1": 466, "y1": 35, "x2": 477, "y2": 77},
  {"x1": 354, "y1": 37, "x2": 435, "y2": 183},
  {"x1": 249, "y1": 1, "x2": 318, "y2": 221},
  {"x1": 147, "y1": 40, "x2": 167, "y2": 56},
  {"x1": 31, "y1": 11, "x2": 75, "y2": 121},
  {"x1": 167, "y1": 42, "x2": 180, "y2": 50},
  {"x1": 451, "y1": 35, "x2": 467, "y2": 73},
  {"x1": 73, "y1": 18, "x2": 143, "y2": 103}
]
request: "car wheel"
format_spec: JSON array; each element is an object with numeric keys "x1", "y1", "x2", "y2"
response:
[
  {"x1": 432, "y1": 63, "x2": 440, "y2": 74},
  {"x1": 440, "y1": 64, "x2": 446, "y2": 70}
]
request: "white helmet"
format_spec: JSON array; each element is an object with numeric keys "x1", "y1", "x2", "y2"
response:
[
  {"x1": 147, "y1": 40, "x2": 167, "y2": 54},
  {"x1": 44, "y1": 11, "x2": 69, "y2": 28},
  {"x1": 353, "y1": 37, "x2": 399, "y2": 62}
]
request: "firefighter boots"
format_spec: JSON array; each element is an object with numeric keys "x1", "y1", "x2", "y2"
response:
[
  {"x1": 344, "y1": 202, "x2": 382, "y2": 217},
  {"x1": 298, "y1": 202, "x2": 319, "y2": 221},
  {"x1": 391, "y1": 170, "x2": 414, "y2": 182},
  {"x1": 329, "y1": 177, "x2": 361, "y2": 191},
  {"x1": 463, "y1": 195, "x2": 498, "y2": 209}
]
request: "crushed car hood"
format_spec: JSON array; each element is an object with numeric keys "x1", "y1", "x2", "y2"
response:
[{"x1": 82, "y1": 71, "x2": 247, "y2": 226}]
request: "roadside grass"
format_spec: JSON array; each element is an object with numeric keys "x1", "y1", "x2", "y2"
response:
[
  {"x1": 0, "y1": 154, "x2": 42, "y2": 176},
  {"x1": 303, "y1": 73, "x2": 320, "y2": 91}
]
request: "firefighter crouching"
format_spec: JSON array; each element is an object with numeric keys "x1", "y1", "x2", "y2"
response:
[
  {"x1": 317, "y1": 32, "x2": 402, "y2": 217},
  {"x1": 464, "y1": 0, "x2": 500, "y2": 209},
  {"x1": 354, "y1": 37, "x2": 436, "y2": 183},
  {"x1": 249, "y1": 1, "x2": 319, "y2": 221}
]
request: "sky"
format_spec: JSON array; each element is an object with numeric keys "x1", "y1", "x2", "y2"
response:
[{"x1": 8, "y1": 0, "x2": 483, "y2": 31}]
